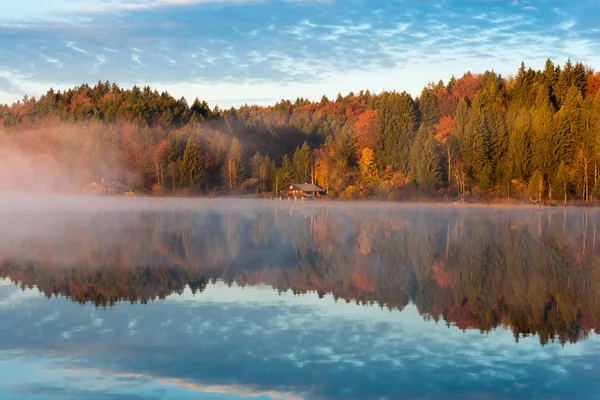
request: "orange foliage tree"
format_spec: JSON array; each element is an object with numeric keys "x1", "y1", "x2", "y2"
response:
[
  {"x1": 587, "y1": 72, "x2": 600, "y2": 99},
  {"x1": 353, "y1": 110, "x2": 378, "y2": 154}
]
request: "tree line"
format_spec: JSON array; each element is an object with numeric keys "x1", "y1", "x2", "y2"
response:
[{"x1": 1, "y1": 59, "x2": 600, "y2": 201}]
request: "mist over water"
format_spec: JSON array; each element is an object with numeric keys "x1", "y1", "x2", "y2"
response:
[{"x1": 1, "y1": 196, "x2": 600, "y2": 399}]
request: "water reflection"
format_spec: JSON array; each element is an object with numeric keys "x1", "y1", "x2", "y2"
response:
[
  {"x1": 1, "y1": 197, "x2": 600, "y2": 346},
  {"x1": 2, "y1": 197, "x2": 600, "y2": 399}
]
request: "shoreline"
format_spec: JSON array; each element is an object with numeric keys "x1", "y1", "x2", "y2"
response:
[{"x1": 2, "y1": 191, "x2": 600, "y2": 210}]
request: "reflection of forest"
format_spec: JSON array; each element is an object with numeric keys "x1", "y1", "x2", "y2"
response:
[{"x1": 2, "y1": 204, "x2": 600, "y2": 345}]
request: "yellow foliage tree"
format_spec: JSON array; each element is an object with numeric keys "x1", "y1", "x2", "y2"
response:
[{"x1": 358, "y1": 147, "x2": 379, "y2": 196}]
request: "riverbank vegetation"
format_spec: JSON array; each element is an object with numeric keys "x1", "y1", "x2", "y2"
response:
[{"x1": 1, "y1": 59, "x2": 600, "y2": 202}]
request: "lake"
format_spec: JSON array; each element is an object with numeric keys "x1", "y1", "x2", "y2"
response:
[{"x1": 1, "y1": 195, "x2": 600, "y2": 399}]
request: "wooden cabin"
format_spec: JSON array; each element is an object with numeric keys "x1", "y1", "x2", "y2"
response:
[
  {"x1": 102, "y1": 181, "x2": 129, "y2": 195},
  {"x1": 280, "y1": 183, "x2": 326, "y2": 199},
  {"x1": 82, "y1": 180, "x2": 129, "y2": 196},
  {"x1": 82, "y1": 182, "x2": 103, "y2": 195}
]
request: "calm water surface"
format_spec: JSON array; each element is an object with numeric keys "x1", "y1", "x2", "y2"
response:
[{"x1": 1, "y1": 195, "x2": 600, "y2": 399}]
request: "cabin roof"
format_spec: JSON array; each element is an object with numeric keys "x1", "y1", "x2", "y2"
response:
[{"x1": 287, "y1": 183, "x2": 325, "y2": 192}]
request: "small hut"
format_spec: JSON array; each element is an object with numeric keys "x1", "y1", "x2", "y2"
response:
[
  {"x1": 102, "y1": 181, "x2": 129, "y2": 195},
  {"x1": 82, "y1": 182, "x2": 103, "y2": 195},
  {"x1": 81, "y1": 180, "x2": 129, "y2": 196},
  {"x1": 280, "y1": 183, "x2": 326, "y2": 199}
]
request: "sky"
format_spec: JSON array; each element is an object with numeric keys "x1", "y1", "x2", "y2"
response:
[{"x1": 0, "y1": 0, "x2": 599, "y2": 108}]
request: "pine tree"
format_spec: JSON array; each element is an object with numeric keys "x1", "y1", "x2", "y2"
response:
[
  {"x1": 250, "y1": 151, "x2": 265, "y2": 192},
  {"x1": 555, "y1": 85, "x2": 583, "y2": 162},
  {"x1": 179, "y1": 136, "x2": 204, "y2": 191},
  {"x1": 418, "y1": 85, "x2": 439, "y2": 127},
  {"x1": 410, "y1": 126, "x2": 441, "y2": 193},
  {"x1": 453, "y1": 100, "x2": 471, "y2": 170},
  {"x1": 376, "y1": 91, "x2": 416, "y2": 173},
  {"x1": 263, "y1": 154, "x2": 275, "y2": 192},
  {"x1": 469, "y1": 101, "x2": 492, "y2": 189},
  {"x1": 507, "y1": 107, "x2": 532, "y2": 181},
  {"x1": 542, "y1": 58, "x2": 557, "y2": 105},
  {"x1": 280, "y1": 154, "x2": 293, "y2": 184},
  {"x1": 293, "y1": 141, "x2": 311, "y2": 183},
  {"x1": 531, "y1": 87, "x2": 557, "y2": 199}
]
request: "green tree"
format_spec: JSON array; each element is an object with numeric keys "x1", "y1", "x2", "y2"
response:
[
  {"x1": 531, "y1": 87, "x2": 559, "y2": 199},
  {"x1": 293, "y1": 141, "x2": 312, "y2": 183},
  {"x1": 507, "y1": 107, "x2": 532, "y2": 181},
  {"x1": 376, "y1": 91, "x2": 416, "y2": 173},
  {"x1": 179, "y1": 136, "x2": 204, "y2": 191},
  {"x1": 250, "y1": 151, "x2": 265, "y2": 192},
  {"x1": 410, "y1": 125, "x2": 441, "y2": 193}
]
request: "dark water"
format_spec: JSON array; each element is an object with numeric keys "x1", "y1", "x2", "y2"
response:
[{"x1": 1, "y1": 195, "x2": 600, "y2": 399}]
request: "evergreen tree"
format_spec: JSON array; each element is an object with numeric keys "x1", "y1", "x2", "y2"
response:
[
  {"x1": 376, "y1": 91, "x2": 416, "y2": 173},
  {"x1": 293, "y1": 141, "x2": 312, "y2": 183},
  {"x1": 179, "y1": 136, "x2": 204, "y2": 191},
  {"x1": 469, "y1": 101, "x2": 492, "y2": 189},
  {"x1": 250, "y1": 151, "x2": 265, "y2": 192},
  {"x1": 531, "y1": 87, "x2": 558, "y2": 199},
  {"x1": 507, "y1": 107, "x2": 532, "y2": 181},
  {"x1": 263, "y1": 154, "x2": 276, "y2": 192},
  {"x1": 410, "y1": 126, "x2": 441, "y2": 192},
  {"x1": 555, "y1": 85, "x2": 583, "y2": 162},
  {"x1": 418, "y1": 85, "x2": 439, "y2": 127}
]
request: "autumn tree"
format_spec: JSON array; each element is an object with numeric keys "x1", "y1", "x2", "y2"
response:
[
  {"x1": 221, "y1": 137, "x2": 245, "y2": 192},
  {"x1": 1, "y1": 58, "x2": 599, "y2": 202},
  {"x1": 354, "y1": 110, "x2": 378, "y2": 153},
  {"x1": 358, "y1": 147, "x2": 378, "y2": 196},
  {"x1": 153, "y1": 139, "x2": 167, "y2": 190}
]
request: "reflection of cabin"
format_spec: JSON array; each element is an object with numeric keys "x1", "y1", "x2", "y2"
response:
[
  {"x1": 82, "y1": 181, "x2": 128, "y2": 196},
  {"x1": 280, "y1": 183, "x2": 326, "y2": 199}
]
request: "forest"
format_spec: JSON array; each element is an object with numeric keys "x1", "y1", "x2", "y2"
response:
[
  {"x1": 2, "y1": 204, "x2": 600, "y2": 346},
  {"x1": 1, "y1": 59, "x2": 600, "y2": 201}
]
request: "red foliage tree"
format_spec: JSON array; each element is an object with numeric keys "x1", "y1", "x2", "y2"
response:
[
  {"x1": 353, "y1": 110, "x2": 378, "y2": 153},
  {"x1": 435, "y1": 86, "x2": 458, "y2": 118},
  {"x1": 587, "y1": 72, "x2": 600, "y2": 99},
  {"x1": 451, "y1": 72, "x2": 483, "y2": 103}
]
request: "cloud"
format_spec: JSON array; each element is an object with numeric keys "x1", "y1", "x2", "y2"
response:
[
  {"x1": 0, "y1": 78, "x2": 23, "y2": 95},
  {"x1": 0, "y1": 0, "x2": 598, "y2": 108}
]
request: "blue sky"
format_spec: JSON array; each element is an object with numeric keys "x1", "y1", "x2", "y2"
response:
[{"x1": 0, "y1": 0, "x2": 598, "y2": 107}]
